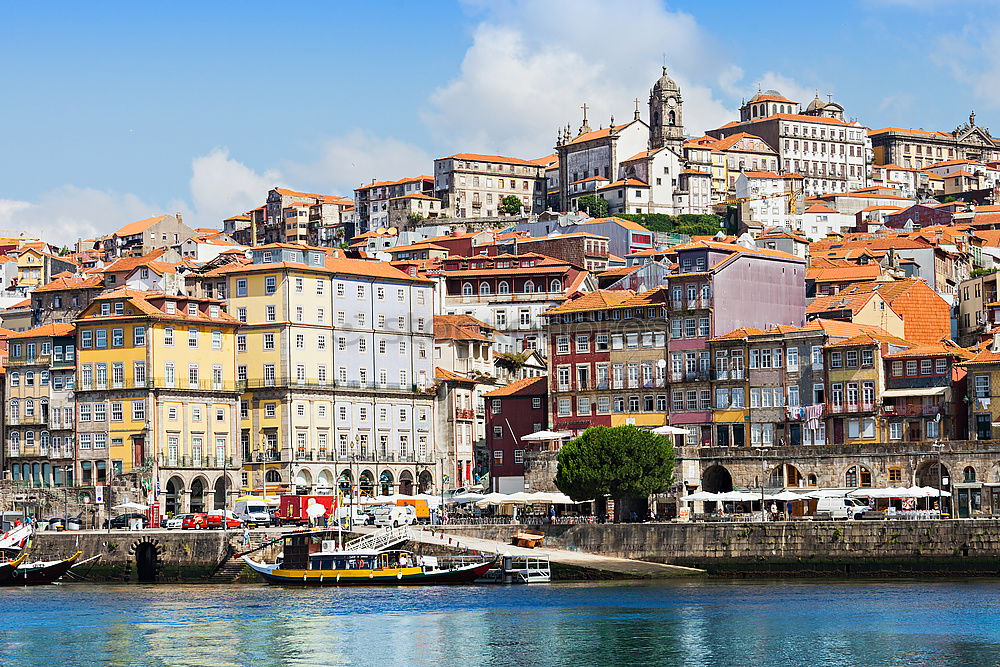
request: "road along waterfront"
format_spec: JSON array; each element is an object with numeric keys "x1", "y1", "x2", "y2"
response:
[{"x1": 4, "y1": 580, "x2": 1000, "y2": 666}]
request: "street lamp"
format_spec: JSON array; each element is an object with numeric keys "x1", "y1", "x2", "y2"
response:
[{"x1": 931, "y1": 438, "x2": 945, "y2": 519}]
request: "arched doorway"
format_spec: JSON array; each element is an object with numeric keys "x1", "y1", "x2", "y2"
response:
[
  {"x1": 418, "y1": 470, "x2": 433, "y2": 494},
  {"x1": 213, "y1": 476, "x2": 228, "y2": 510},
  {"x1": 165, "y1": 477, "x2": 184, "y2": 515},
  {"x1": 135, "y1": 542, "x2": 158, "y2": 583},
  {"x1": 190, "y1": 477, "x2": 206, "y2": 513},
  {"x1": 294, "y1": 468, "x2": 313, "y2": 495},
  {"x1": 701, "y1": 465, "x2": 734, "y2": 493},
  {"x1": 769, "y1": 464, "x2": 803, "y2": 488},
  {"x1": 379, "y1": 470, "x2": 394, "y2": 496},
  {"x1": 359, "y1": 470, "x2": 374, "y2": 497},
  {"x1": 398, "y1": 470, "x2": 414, "y2": 495},
  {"x1": 316, "y1": 469, "x2": 334, "y2": 494},
  {"x1": 845, "y1": 465, "x2": 873, "y2": 487},
  {"x1": 916, "y1": 460, "x2": 950, "y2": 490},
  {"x1": 338, "y1": 470, "x2": 353, "y2": 494}
]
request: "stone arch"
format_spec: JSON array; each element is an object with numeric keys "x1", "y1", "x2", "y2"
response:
[
  {"x1": 964, "y1": 466, "x2": 977, "y2": 483},
  {"x1": 379, "y1": 470, "x2": 394, "y2": 496},
  {"x1": 189, "y1": 476, "x2": 208, "y2": 513},
  {"x1": 213, "y1": 475, "x2": 230, "y2": 510},
  {"x1": 807, "y1": 473, "x2": 818, "y2": 487},
  {"x1": 398, "y1": 470, "x2": 415, "y2": 495},
  {"x1": 316, "y1": 469, "x2": 335, "y2": 494},
  {"x1": 264, "y1": 469, "x2": 281, "y2": 484},
  {"x1": 845, "y1": 465, "x2": 872, "y2": 488},
  {"x1": 702, "y1": 465, "x2": 734, "y2": 493},
  {"x1": 338, "y1": 469, "x2": 353, "y2": 492},
  {"x1": 127, "y1": 537, "x2": 164, "y2": 583},
  {"x1": 165, "y1": 476, "x2": 185, "y2": 516},
  {"x1": 770, "y1": 463, "x2": 804, "y2": 488},
  {"x1": 294, "y1": 468, "x2": 313, "y2": 494},
  {"x1": 418, "y1": 470, "x2": 434, "y2": 494},
  {"x1": 916, "y1": 460, "x2": 951, "y2": 490},
  {"x1": 359, "y1": 469, "x2": 375, "y2": 495}
]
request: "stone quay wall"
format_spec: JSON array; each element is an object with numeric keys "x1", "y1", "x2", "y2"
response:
[
  {"x1": 439, "y1": 519, "x2": 1000, "y2": 576},
  {"x1": 28, "y1": 530, "x2": 230, "y2": 582}
]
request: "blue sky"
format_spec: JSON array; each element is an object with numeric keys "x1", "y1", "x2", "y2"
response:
[{"x1": 2, "y1": 0, "x2": 998, "y2": 240}]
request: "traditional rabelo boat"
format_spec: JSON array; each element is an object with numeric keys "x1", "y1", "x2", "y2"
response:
[
  {"x1": 243, "y1": 531, "x2": 496, "y2": 586},
  {"x1": 7, "y1": 552, "x2": 85, "y2": 586},
  {"x1": 0, "y1": 554, "x2": 27, "y2": 585}
]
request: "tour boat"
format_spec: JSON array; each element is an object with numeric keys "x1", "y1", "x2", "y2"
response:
[
  {"x1": 0, "y1": 554, "x2": 27, "y2": 585},
  {"x1": 7, "y1": 551, "x2": 85, "y2": 586},
  {"x1": 242, "y1": 530, "x2": 496, "y2": 586}
]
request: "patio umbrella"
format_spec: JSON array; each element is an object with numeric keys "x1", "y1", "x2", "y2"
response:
[
  {"x1": 650, "y1": 425, "x2": 688, "y2": 436},
  {"x1": 112, "y1": 502, "x2": 149, "y2": 512},
  {"x1": 681, "y1": 491, "x2": 720, "y2": 502},
  {"x1": 716, "y1": 491, "x2": 760, "y2": 502},
  {"x1": 520, "y1": 430, "x2": 573, "y2": 442},
  {"x1": 766, "y1": 491, "x2": 811, "y2": 502}
]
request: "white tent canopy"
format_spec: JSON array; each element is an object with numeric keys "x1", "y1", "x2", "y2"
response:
[
  {"x1": 111, "y1": 502, "x2": 148, "y2": 511},
  {"x1": 520, "y1": 430, "x2": 573, "y2": 442},
  {"x1": 650, "y1": 425, "x2": 688, "y2": 436},
  {"x1": 474, "y1": 491, "x2": 588, "y2": 507}
]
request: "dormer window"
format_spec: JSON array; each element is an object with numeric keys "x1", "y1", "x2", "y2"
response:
[
  {"x1": 165, "y1": 301, "x2": 176, "y2": 315},
  {"x1": 113, "y1": 302, "x2": 124, "y2": 315},
  {"x1": 263, "y1": 251, "x2": 274, "y2": 263},
  {"x1": 100, "y1": 303, "x2": 110, "y2": 316},
  {"x1": 210, "y1": 305, "x2": 220, "y2": 318},
  {"x1": 188, "y1": 303, "x2": 198, "y2": 317}
]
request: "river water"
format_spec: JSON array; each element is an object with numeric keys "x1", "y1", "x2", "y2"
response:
[{"x1": 2, "y1": 579, "x2": 1000, "y2": 666}]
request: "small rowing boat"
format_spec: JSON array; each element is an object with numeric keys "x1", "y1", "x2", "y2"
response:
[{"x1": 7, "y1": 551, "x2": 84, "y2": 586}]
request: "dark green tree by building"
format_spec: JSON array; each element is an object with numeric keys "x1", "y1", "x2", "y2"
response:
[
  {"x1": 577, "y1": 194, "x2": 609, "y2": 218},
  {"x1": 555, "y1": 425, "x2": 675, "y2": 521},
  {"x1": 500, "y1": 194, "x2": 524, "y2": 216}
]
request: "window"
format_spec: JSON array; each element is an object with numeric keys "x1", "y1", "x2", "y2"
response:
[
  {"x1": 264, "y1": 333, "x2": 275, "y2": 350},
  {"x1": 493, "y1": 426, "x2": 503, "y2": 438},
  {"x1": 920, "y1": 359, "x2": 932, "y2": 375},
  {"x1": 830, "y1": 351, "x2": 842, "y2": 369},
  {"x1": 935, "y1": 358, "x2": 948, "y2": 375},
  {"x1": 133, "y1": 326, "x2": 146, "y2": 346},
  {"x1": 236, "y1": 279, "x2": 247, "y2": 297},
  {"x1": 133, "y1": 400, "x2": 146, "y2": 422},
  {"x1": 95, "y1": 329, "x2": 107, "y2": 348},
  {"x1": 164, "y1": 327, "x2": 174, "y2": 346},
  {"x1": 976, "y1": 375, "x2": 990, "y2": 398},
  {"x1": 266, "y1": 305, "x2": 276, "y2": 321},
  {"x1": 889, "y1": 422, "x2": 903, "y2": 440},
  {"x1": 265, "y1": 276, "x2": 277, "y2": 294},
  {"x1": 110, "y1": 402, "x2": 123, "y2": 422},
  {"x1": 861, "y1": 349, "x2": 874, "y2": 367}
]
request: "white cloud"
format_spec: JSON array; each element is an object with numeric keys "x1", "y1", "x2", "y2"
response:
[
  {"x1": 187, "y1": 148, "x2": 281, "y2": 227},
  {"x1": 934, "y1": 24, "x2": 1000, "y2": 108},
  {"x1": 281, "y1": 130, "x2": 433, "y2": 196},
  {"x1": 0, "y1": 186, "x2": 166, "y2": 247}
]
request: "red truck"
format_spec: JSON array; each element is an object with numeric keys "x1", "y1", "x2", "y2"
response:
[{"x1": 277, "y1": 495, "x2": 336, "y2": 526}]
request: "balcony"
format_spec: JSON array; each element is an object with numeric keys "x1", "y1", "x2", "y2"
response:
[
  {"x1": 7, "y1": 355, "x2": 52, "y2": 367},
  {"x1": 671, "y1": 371, "x2": 711, "y2": 383},
  {"x1": 455, "y1": 408, "x2": 475, "y2": 420},
  {"x1": 829, "y1": 403, "x2": 875, "y2": 414},
  {"x1": 158, "y1": 455, "x2": 235, "y2": 468},
  {"x1": 714, "y1": 369, "x2": 745, "y2": 381},
  {"x1": 237, "y1": 378, "x2": 422, "y2": 393},
  {"x1": 670, "y1": 298, "x2": 711, "y2": 311},
  {"x1": 882, "y1": 405, "x2": 943, "y2": 417}
]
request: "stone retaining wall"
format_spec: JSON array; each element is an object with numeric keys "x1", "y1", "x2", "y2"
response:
[{"x1": 438, "y1": 519, "x2": 1000, "y2": 576}]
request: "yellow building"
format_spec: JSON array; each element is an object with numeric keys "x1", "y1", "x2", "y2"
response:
[{"x1": 74, "y1": 288, "x2": 240, "y2": 516}]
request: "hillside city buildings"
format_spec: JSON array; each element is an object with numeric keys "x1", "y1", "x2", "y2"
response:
[{"x1": 14, "y1": 66, "x2": 1000, "y2": 521}]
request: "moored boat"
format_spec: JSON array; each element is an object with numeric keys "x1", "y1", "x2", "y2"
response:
[
  {"x1": 0, "y1": 554, "x2": 27, "y2": 585},
  {"x1": 7, "y1": 551, "x2": 84, "y2": 586},
  {"x1": 242, "y1": 530, "x2": 495, "y2": 586}
]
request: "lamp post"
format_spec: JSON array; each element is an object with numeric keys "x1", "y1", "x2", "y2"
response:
[{"x1": 932, "y1": 439, "x2": 944, "y2": 519}]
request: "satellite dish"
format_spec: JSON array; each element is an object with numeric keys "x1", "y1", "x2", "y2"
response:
[
  {"x1": 375, "y1": 227, "x2": 387, "y2": 235},
  {"x1": 387, "y1": 227, "x2": 398, "y2": 236}
]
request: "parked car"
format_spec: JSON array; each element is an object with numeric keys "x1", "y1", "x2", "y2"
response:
[
  {"x1": 815, "y1": 496, "x2": 870, "y2": 520},
  {"x1": 205, "y1": 511, "x2": 242, "y2": 529},
  {"x1": 164, "y1": 514, "x2": 193, "y2": 530},
  {"x1": 46, "y1": 517, "x2": 83, "y2": 531},
  {"x1": 181, "y1": 513, "x2": 208, "y2": 530},
  {"x1": 372, "y1": 505, "x2": 416, "y2": 528},
  {"x1": 104, "y1": 513, "x2": 148, "y2": 529}
]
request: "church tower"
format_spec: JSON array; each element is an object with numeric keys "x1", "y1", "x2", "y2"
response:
[{"x1": 649, "y1": 66, "x2": 684, "y2": 153}]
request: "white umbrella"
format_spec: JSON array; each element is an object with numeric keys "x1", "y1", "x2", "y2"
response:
[
  {"x1": 651, "y1": 425, "x2": 688, "y2": 436},
  {"x1": 716, "y1": 491, "x2": 760, "y2": 502},
  {"x1": 112, "y1": 502, "x2": 148, "y2": 511},
  {"x1": 682, "y1": 491, "x2": 719, "y2": 502},
  {"x1": 766, "y1": 491, "x2": 811, "y2": 501},
  {"x1": 520, "y1": 430, "x2": 573, "y2": 442},
  {"x1": 848, "y1": 487, "x2": 909, "y2": 499},
  {"x1": 528, "y1": 492, "x2": 584, "y2": 504}
]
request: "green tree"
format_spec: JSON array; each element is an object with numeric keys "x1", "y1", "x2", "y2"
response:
[
  {"x1": 500, "y1": 194, "x2": 524, "y2": 216},
  {"x1": 577, "y1": 194, "x2": 609, "y2": 218},
  {"x1": 555, "y1": 425, "x2": 674, "y2": 521}
]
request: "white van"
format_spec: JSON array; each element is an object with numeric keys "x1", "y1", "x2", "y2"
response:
[
  {"x1": 234, "y1": 498, "x2": 272, "y2": 527},
  {"x1": 373, "y1": 505, "x2": 416, "y2": 528},
  {"x1": 816, "y1": 496, "x2": 869, "y2": 520},
  {"x1": 334, "y1": 505, "x2": 371, "y2": 528}
]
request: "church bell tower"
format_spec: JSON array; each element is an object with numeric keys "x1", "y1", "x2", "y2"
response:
[{"x1": 649, "y1": 66, "x2": 684, "y2": 153}]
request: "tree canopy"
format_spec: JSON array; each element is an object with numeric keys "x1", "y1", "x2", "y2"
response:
[
  {"x1": 500, "y1": 194, "x2": 524, "y2": 216},
  {"x1": 577, "y1": 194, "x2": 609, "y2": 218},
  {"x1": 555, "y1": 425, "x2": 675, "y2": 511},
  {"x1": 617, "y1": 213, "x2": 723, "y2": 236}
]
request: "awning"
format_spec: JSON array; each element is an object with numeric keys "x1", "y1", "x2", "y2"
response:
[{"x1": 880, "y1": 387, "x2": 947, "y2": 398}]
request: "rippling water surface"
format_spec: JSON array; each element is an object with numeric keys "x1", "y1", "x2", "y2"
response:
[{"x1": 3, "y1": 579, "x2": 1000, "y2": 666}]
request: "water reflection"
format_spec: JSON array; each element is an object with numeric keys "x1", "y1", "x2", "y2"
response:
[{"x1": 3, "y1": 580, "x2": 1000, "y2": 666}]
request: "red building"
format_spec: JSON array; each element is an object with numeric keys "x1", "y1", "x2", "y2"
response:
[{"x1": 484, "y1": 376, "x2": 548, "y2": 493}]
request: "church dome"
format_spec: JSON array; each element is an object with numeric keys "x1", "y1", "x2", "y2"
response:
[
  {"x1": 806, "y1": 94, "x2": 825, "y2": 113},
  {"x1": 652, "y1": 66, "x2": 679, "y2": 94}
]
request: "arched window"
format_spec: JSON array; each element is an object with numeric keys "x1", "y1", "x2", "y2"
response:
[
  {"x1": 9, "y1": 372, "x2": 18, "y2": 387},
  {"x1": 523, "y1": 280, "x2": 535, "y2": 293},
  {"x1": 807, "y1": 473, "x2": 818, "y2": 487},
  {"x1": 846, "y1": 465, "x2": 872, "y2": 488},
  {"x1": 25, "y1": 431, "x2": 35, "y2": 445},
  {"x1": 497, "y1": 281, "x2": 510, "y2": 294},
  {"x1": 8, "y1": 400, "x2": 18, "y2": 420},
  {"x1": 964, "y1": 466, "x2": 976, "y2": 483},
  {"x1": 24, "y1": 399, "x2": 34, "y2": 417},
  {"x1": 9, "y1": 431, "x2": 19, "y2": 446},
  {"x1": 549, "y1": 279, "x2": 562, "y2": 292},
  {"x1": 479, "y1": 282, "x2": 491, "y2": 295},
  {"x1": 668, "y1": 111, "x2": 676, "y2": 125},
  {"x1": 265, "y1": 469, "x2": 281, "y2": 483},
  {"x1": 462, "y1": 282, "x2": 473, "y2": 296},
  {"x1": 40, "y1": 431, "x2": 49, "y2": 447}
]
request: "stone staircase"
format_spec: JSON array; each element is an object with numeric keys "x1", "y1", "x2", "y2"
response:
[{"x1": 204, "y1": 533, "x2": 274, "y2": 584}]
